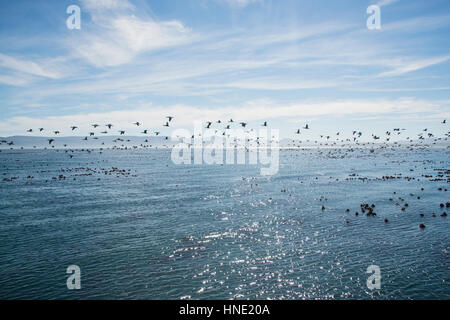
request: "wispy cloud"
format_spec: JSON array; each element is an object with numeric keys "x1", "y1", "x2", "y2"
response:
[
  {"x1": 0, "y1": 74, "x2": 33, "y2": 86},
  {"x1": 0, "y1": 53, "x2": 62, "y2": 79},
  {"x1": 81, "y1": 0, "x2": 135, "y2": 11},
  {"x1": 221, "y1": 0, "x2": 262, "y2": 8},
  {"x1": 378, "y1": 55, "x2": 450, "y2": 77},
  {"x1": 69, "y1": 0, "x2": 193, "y2": 67},
  {"x1": 219, "y1": 77, "x2": 344, "y2": 90},
  {"x1": 376, "y1": 0, "x2": 399, "y2": 7},
  {"x1": 5, "y1": 16, "x2": 449, "y2": 104}
]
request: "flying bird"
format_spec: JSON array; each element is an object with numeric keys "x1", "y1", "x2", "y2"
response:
[{"x1": 71, "y1": 126, "x2": 78, "y2": 131}]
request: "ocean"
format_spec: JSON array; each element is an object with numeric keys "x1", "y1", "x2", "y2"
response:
[{"x1": 0, "y1": 147, "x2": 449, "y2": 299}]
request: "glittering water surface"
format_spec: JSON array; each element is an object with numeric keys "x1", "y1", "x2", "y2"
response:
[{"x1": 0, "y1": 148, "x2": 449, "y2": 299}]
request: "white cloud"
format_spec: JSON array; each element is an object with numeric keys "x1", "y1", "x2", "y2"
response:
[
  {"x1": 0, "y1": 74, "x2": 32, "y2": 86},
  {"x1": 0, "y1": 53, "x2": 61, "y2": 79},
  {"x1": 220, "y1": 77, "x2": 343, "y2": 90},
  {"x1": 378, "y1": 56, "x2": 450, "y2": 77},
  {"x1": 222, "y1": 0, "x2": 262, "y2": 8},
  {"x1": 72, "y1": 0, "x2": 192, "y2": 67},
  {"x1": 376, "y1": 0, "x2": 399, "y2": 6},
  {"x1": 81, "y1": 0, "x2": 134, "y2": 11}
]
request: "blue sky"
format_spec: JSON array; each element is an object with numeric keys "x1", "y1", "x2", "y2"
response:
[{"x1": 0, "y1": 0, "x2": 449, "y2": 140}]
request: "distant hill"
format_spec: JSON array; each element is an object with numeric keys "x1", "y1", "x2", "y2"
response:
[{"x1": 1, "y1": 135, "x2": 448, "y2": 150}]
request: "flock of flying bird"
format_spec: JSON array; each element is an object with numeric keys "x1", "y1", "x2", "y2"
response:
[
  {"x1": 23, "y1": 116, "x2": 176, "y2": 146},
  {"x1": 0, "y1": 116, "x2": 448, "y2": 150},
  {"x1": 3, "y1": 116, "x2": 270, "y2": 148}
]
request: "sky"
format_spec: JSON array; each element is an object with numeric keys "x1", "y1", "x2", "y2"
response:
[{"x1": 0, "y1": 0, "x2": 449, "y2": 141}]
